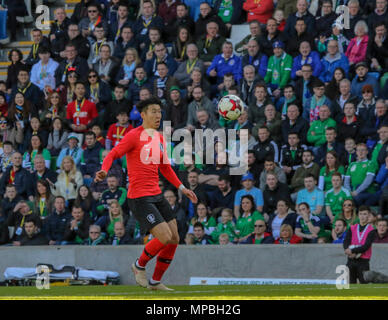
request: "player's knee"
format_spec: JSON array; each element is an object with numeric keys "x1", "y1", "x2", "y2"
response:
[{"x1": 169, "y1": 234, "x2": 179, "y2": 245}]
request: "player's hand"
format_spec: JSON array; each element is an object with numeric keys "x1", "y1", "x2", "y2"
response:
[
  {"x1": 182, "y1": 188, "x2": 198, "y2": 204},
  {"x1": 94, "y1": 170, "x2": 107, "y2": 182}
]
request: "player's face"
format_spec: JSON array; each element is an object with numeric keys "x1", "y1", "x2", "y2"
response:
[{"x1": 142, "y1": 104, "x2": 162, "y2": 129}]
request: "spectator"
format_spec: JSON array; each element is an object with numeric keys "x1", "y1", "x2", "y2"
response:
[
  {"x1": 33, "y1": 179, "x2": 54, "y2": 225},
  {"x1": 144, "y1": 42, "x2": 178, "y2": 78},
  {"x1": 113, "y1": 26, "x2": 138, "y2": 61},
  {"x1": 186, "y1": 86, "x2": 216, "y2": 129},
  {"x1": 295, "y1": 202, "x2": 322, "y2": 243},
  {"x1": 46, "y1": 118, "x2": 69, "y2": 157},
  {"x1": 291, "y1": 41, "x2": 322, "y2": 81},
  {"x1": 209, "y1": 175, "x2": 236, "y2": 212},
  {"x1": 22, "y1": 135, "x2": 51, "y2": 172},
  {"x1": 331, "y1": 79, "x2": 360, "y2": 122},
  {"x1": 165, "y1": 3, "x2": 195, "y2": 42},
  {"x1": 192, "y1": 222, "x2": 212, "y2": 245},
  {"x1": 73, "y1": 185, "x2": 98, "y2": 221},
  {"x1": 280, "y1": 131, "x2": 307, "y2": 181},
  {"x1": 374, "y1": 218, "x2": 388, "y2": 243},
  {"x1": 366, "y1": 22, "x2": 388, "y2": 72},
  {"x1": 318, "y1": 151, "x2": 345, "y2": 192},
  {"x1": 140, "y1": 27, "x2": 162, "y2": 62},
  {"x1": 290, "y1": 149, "x2": 320, "y2": 195},
  {"x1": 274, "y1": 223, "x2": 302, "y2": 244},
  {"x1": 234, "y1": 173, "x2": 264, "y2": 219},
  {"x1": 187, "y1": 202, "x2": 216, "y2": 236},
  {"x1": 235, "y1": 20, "x2": 262, "y2": 56},
  {"x1": 96, "y1": 174, "x2": 128, "y2": 217},
  {"x1": 194, "y1": 2, "x2": 228, "y2": 40},
  {"x1": 41, "y1": 91, "x2": 66, "y2": 131},
  {"x1": 110, "y1": 221, "x2": 135, "y2": 245},
  {"x1": 108, "y1": 2, "x2": 133, "y2": 44},
  {"x1": 55, "y1": 43, "x2": 89, "y2": 86},
  {"x1": 258, "y1": 17, "x2": 286, "y2": 57},
  {"x1": 7, "y1": 200, "x2": 41, "y2": 241},
  {"x1": 30, "y1": 47, "x2": 59, "y2": 93},
  {"x1": 96, "y1": 199, "x2": 127, "y2": 239},
  {"x1": 337, "y1": 102, "x2": 363, "y2": 143},
  {"x1": 1, "y1": 184, "x2": 22, "y2": 219},
  {"x1": 163, "y1": 189, "x2": 187, "y2": 244},
  {"x1": 56, "y1": 134, "x2": 83, "y2": 170},
  {"x1": 13, "y1": 219, "x2": 49, "y2": 246},
  {"x1": 87, "y1": 24, "x2": 115, "y2": 67},
  {"x1": 164, "y1": 87, "x2": 188, "y2": 130},
  {"x1": 244, "y1": 220, "x2": 274, "y2": 244},
  {"x1": 31, "y1": 155, "x2": 58, "y2": 191},
  {"x1": 241, "y1": 39, "x2": 268, "y2": 83},
  {"x1": 6, "y1": 49, "x2": 25, "y2": 93},
  {"x1": 243, "y1": 0, "x2": 273, "y2": 25},
  {"x1": 24, "y1": 29, "x2": 51, "y2": 69},
  {"x1": 92, "y1": 44, "x2": 120, "y2": 87},
  {"x1": 325, "y1": 171, "x2": 352, "y2": 222},
  {"x1": 264, "y1": 41, "x2": 293, "y2": 98},
  {"x1": 343, "y1": 0, "x2": 363, "y2": 40},
  {"x1": 235, "y1": 194, "x2": 264, "y2": 243},
  {"x1": 296, "y1": 174, "x2": 325, "y2": 218},
  {"x1": 84, "y1": 224, "x2": 107, "y2": 245},
  {"x1": 116, "y1": 48, "x2": 141, "y2": 87},
  {"x1": 126, "y1": 66, "x2": 151, "y2": 106},
  {"x1": 210, "y1": 208, "x2": 236, "y2": 244},
  {"x1": 283, "y1": 0, "x2": 316, "y2": 40},
  {"x1": 332, "y1": 218, "x2": 348, "y2": 244},
  {"x1": 302, "y1": 79, "x2": 332, "y2": 124},
  {"x1": 3, "y1": 0, "x2": 28, "y2": 42},
  {"x1": 344, "y1": 143, "x2": 379, "y2": 206},
  {"x1": 320, "y1": 40, "x2": 350, "y2": 84},
  {"x1": 50, "y1": 155, "x2": 83, "y2": 206},
  {"x1": 262, "y1": 173, "x2": 291, "y2": 217},
  {"x1": 78, "y1": 3, "x2": 109, "y2": 43},
  {"x1": 285, "y1": 18, "x2": 315, "y2": 58},
  {"x1": 324, "y1": 67, "x2": 347, "y2": 103},
  {"x1": 367, "y1": 0, "x2": 388, "y2": 33},
  {"x1": 57, "y1": 23, "x2": 90, "y2": 61},
  {"x1": 259, "y1": 157, "x2": 287, "y2": 191},
  {"x1": 171, "y1": 26, "x2": 194, "y2": 63},
  {"x1": 151, "y1": 62, "x2": 179, "y2": 104},
  {"x1": 132, "y1": 0, "x2": 164, "y2": 50},
  {"x1": 63, "y1": 205, "x2": 92, "y2": 244},
  {"x1": 277, "y1": 84, "x2": 302, "y2": 119},
  {"x1": 253, "y1": 125, "x2": 280, "y2": 170},
  {"x1": 0, "y1": 118, "x2": 22, "y2": 151},
  {"x1": 267, "y1": 200, "x2": 297, "y2": 239},
  {"x1": 315, "y1": 126, "x2": 345, "y2": 166},
  {"x1": 207, "y1": 41, "x2": 242, "y2": 85},
  {"x1": 0, "y1": 152, "x2": 34, "y2": 201},
  {"x1": 49, "y1": 7, "x2": 71, "y2": 60},
  {"x1": 307, "y1": 105, "x2": 337, "y2": 148},
  {"x1": 333, "y1": 199, "x2": 359, "y2": 229},
  {"x1": 346, "y1": 20, "x2": 369, "y2": 69},
  {"x1": 197, "y1": 21, "x2": 226, "y2": 67},
  {"x1": 350, "y1": 62, "x2": 380, "y2": 98}
]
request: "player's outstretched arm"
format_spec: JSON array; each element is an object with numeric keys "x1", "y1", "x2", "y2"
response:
[{"x1": 180, "y1": 185, "x2": 198, "y2": 204}]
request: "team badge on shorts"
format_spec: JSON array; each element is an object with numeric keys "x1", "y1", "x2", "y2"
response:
[{"x1": 147, "y1": 214, "x2": 156, "y2": 224}]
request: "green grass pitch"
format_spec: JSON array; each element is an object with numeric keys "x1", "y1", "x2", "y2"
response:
[{"x1": 0, "y1": 284, "x2": 388, "y2": 300}]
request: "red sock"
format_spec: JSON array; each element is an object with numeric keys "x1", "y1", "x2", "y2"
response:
[
  {"x1": 152, "y1": 244, "x2": 178, "y2": 282},
  {"x1": 137, "y1": 238, "x2": 165, "y2": 268}
]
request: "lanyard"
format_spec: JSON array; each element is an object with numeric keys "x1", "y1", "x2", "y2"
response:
[
  {"x1": 142, "y1": 15, "x2": 154, "y2": 28},
  {"x1": 18, "y1": 82, "x2": 31, "y2": 95},
  {"x1": 90, "y1": 83, "x2": 99, "y2": 99},
  {"x1": 9, "y1": 168, "x2": 15, "y2": 184},
  {"x1": 357, "y1": 224, "x2": 369, "y2": 244},
  {"x1": 149, "y1": 43, "x2": 155, "y2": 52},
  {"x1": 95, "y1": 40, "x2": 105, "y2": 56},
  {"x1": 39, "y1": 198, "x2": 46, "y2": 216},
  {"x1": 116, "y1": 125, "x2": 126, "y2": 141},
  {"x1": 50, "y1": 106, "x2": 58, "y2": 117},
  {"x1": 75, "y1": 98, "x2": 85, "y2": 125},
  {"x1": 186, "y1": 58, "x2": 197, "y2": 74},
  {"x1": 32, "y1": 43, "x2": 39, "y2": 59},
  {"x1": 205, "y1": 36, "x2": 212, "y2": 49},
  {"x1": 89, "y1": 16, "x2": 102, "y2": 31},
  {"x1": 180, "y1": 44, "x2": 186, "y2": 59}
]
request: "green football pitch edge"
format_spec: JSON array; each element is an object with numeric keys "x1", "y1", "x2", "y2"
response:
[{"x1": 0, "y1": 284, "x2": 387, "y2": 299}]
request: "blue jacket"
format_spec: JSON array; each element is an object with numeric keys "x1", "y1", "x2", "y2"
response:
[
  {"x1": 46, "y1": 210, "x2": 72, "y2": 242},
  {"x1": 376, "y1": 165, "x2": 388, "y2": 191},
  {"x1": 291, "y1": 51, "x2": 323, "y2": 80},
  {"x1": 351, "y1": 74, "x2": 380, "y2": 99},
  {"x1": 0, "y1": 167, "x2": 34, "y2": 199},
  {"x1": 319, "y1": 52, "x2": 349, "y2": 83},
  {"x1": 242, "y1": 52, "x2": 268, "y2": 79},
  {"x1": 144, "y1": 54, "x2": 178, "y2": 78},
  {"x1": 206, "y1": 54, "x2": 243, "y2": 84},
  {"x1": 81, "y1": 143, "x2": 103, "y2": 176}
]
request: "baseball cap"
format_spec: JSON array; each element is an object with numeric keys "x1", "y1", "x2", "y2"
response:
[
  {"x1": 355, "y1": 61, "x2": 368, "y2": 69},
  {"x1": 241, "y1": 172, "x2": 254, "y2": 182},
  {"x1": 273, "y1": 41, "x2": 284, "y2": 49},
  {"x1": 67, "y1": 133, "x2": 79, "y2": 142},
  {"x1": 169, "y1": 85, "x2": 180, "y2": 93}
]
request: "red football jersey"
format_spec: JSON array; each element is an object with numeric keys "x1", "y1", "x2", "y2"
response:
[
  {"x1": 101, "y1": 125, "x2": 182, "y2": 199},
  {"x1": 106, "y1": 123, "x2": 133, "y2": 147},
  {"x1": 66, "y1": 99, "x2": 98, "y2": 130}
]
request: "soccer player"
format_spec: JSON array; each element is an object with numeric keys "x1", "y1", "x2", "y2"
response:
[{"x1": 95, "y1": 97, "x2": 197, "y2": 291}]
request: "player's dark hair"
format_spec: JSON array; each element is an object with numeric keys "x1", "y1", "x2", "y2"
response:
[{"x1": 137, "y1": 97, "x2": 162, "y2": 113}]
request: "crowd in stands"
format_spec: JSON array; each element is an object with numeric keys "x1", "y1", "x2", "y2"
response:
[{"x1": 0, "y1": 0, "x2": 388, "y2": 246}]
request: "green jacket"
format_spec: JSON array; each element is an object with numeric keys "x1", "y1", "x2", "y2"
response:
[
  {"x1": 264, "y1": 52, "x2": 293, "y2": 89},
  {"x1": 197, "y1": 35, "x2": 226, "y2": 63},
  {"x1": 307, "y1": 118, "x2": 337, "y2": 147}
]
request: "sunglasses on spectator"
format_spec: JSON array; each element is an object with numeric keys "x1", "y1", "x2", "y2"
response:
[
  {"x1": 343, "y1": 203, "x2": 353, "y2": 207},
  {"x1": 0, "y1": 120, "x2": 7, "y2": 124},
  {"x1": 362, "y1": 91, "x2": 372, "y2": 94},
  {"x1": 89, "y1": 231, "x2": 100, "y2": 234},
  {"x1": 255, "y1": 224, "x2": 265, "y2": 228},
  {"x1": 89, "y1": 75, "x2": 97, "y2": 78},
  {"x1": 88, "y1": 10, "x2": 97, "y2": 13}
]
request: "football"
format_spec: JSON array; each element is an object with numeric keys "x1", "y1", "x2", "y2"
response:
[{"x1": 218, "y1": 94, "x2": 245, "y2": 121}]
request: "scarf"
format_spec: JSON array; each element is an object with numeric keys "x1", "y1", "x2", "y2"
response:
[{"x1": 309, "y1": 95, "x2": 326, "y2": 122}]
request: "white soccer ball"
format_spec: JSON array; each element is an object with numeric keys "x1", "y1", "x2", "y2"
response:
[{"x1": 218, "y1": 94, "x2": 245, "y2": 121}]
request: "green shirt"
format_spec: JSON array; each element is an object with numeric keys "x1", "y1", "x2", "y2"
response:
[
  {"x1": 346, "y1": 159, "x2": 378, "y2": 193},
  {"x1": 371, "y1": 141, "x2": 383, "y2": 165},
  {"x1": 325, "y1": 187, "x2": 352, "y2": 217},
  {"x1": 23, "y1": 149, "x2": 51, "y2": 171},
  {"x1": 264, "y1": 53, "x2": 293, "y2": 89},
  {"x1": 211, "y1": 221, "x2": 237, "y2": 244},
  {"x1": 319, "y1": 165, "x2": 345, "y2": 191},
  {"x1": 218, "y1": 0, "x2": 233, "y2": 23},
  {"x1": 235, "y1": 211, "x2": 264, "y2": 238},
  {"x1": 307, "y1": 118, "x2": 337, "y2": 146},
  {"x1": 332, "y1": 214, "x2": 359, "y2": 229}
]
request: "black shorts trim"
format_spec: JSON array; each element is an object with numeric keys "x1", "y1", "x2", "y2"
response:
[{"x1": 128, "y1": 193, "x2": 176, "y2": 235}]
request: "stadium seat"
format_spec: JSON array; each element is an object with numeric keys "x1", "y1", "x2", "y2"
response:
[{"x1": 229, "y1": 24, "x2": 250, "y2": 56}]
